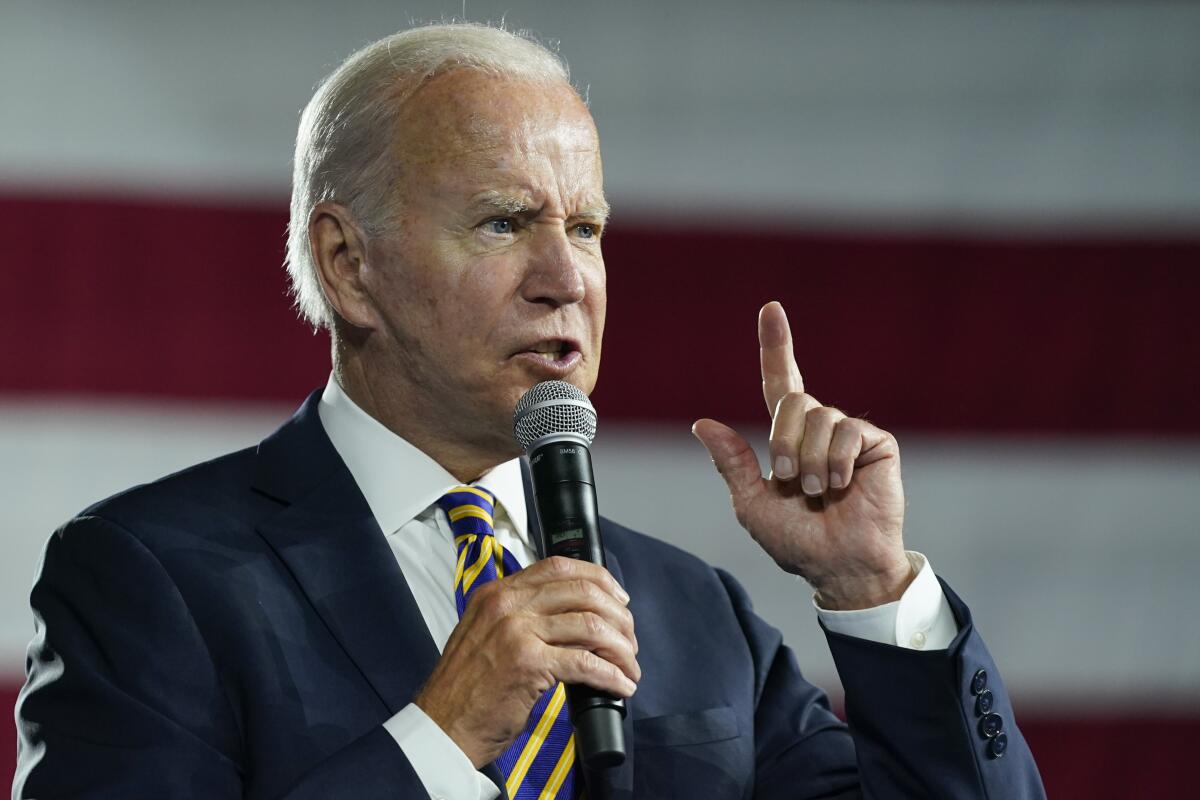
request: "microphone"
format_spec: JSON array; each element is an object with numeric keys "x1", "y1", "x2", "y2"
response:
[{"x1": 513, "y1": 380, "x2": 627, "y2": 770}]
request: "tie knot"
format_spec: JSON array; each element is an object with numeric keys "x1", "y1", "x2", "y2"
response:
[
  {"x1": 440, "y1": 485, "x2": 523, "y2": 617},
  {"x1": 437, "y1": 485, "x2": 496, "y2": 537}
]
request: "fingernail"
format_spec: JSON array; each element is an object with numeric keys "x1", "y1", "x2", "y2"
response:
[
  {"x1": 829, "y1": 472, "x2": 844, "y2": 489},
  {"x1": 774, "y1": 456, "x2": 796, "y2": 479},
  {"x1": 623, "y1": 676, "x2": 638, "y2": 696},
  {"x1": 615, "y1": 583, "x2": 631, "y2": 604},
  {"x1": 802, "y1": 474, "x2": 822, "y2": 495}
]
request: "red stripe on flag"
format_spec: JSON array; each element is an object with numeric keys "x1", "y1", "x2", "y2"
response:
[{"x1": 4, "y1": 192, "x2": 1198, "y2": 433}]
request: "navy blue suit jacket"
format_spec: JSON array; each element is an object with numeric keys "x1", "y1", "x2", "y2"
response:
[{"x1": 15, "y1": 392, "x2": 1044, "y2": 798}]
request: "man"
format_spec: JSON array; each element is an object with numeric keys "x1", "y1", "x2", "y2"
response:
[{"x1": 15, "y1": 23, "x2": 1044, "y2": 799}]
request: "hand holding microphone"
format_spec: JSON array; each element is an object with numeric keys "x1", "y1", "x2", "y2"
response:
[{"x1": 414, "y1": 382, "x2": 634, "y2": 772}]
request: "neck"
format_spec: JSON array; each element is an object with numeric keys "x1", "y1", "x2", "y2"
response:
[{"x1": 332, "y1": 345, "x2": 512, "y2": 484}]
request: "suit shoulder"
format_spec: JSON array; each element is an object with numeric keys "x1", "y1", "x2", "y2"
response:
[{"x1": 74, "y1": 445, "x2": 262, "y2": 536}]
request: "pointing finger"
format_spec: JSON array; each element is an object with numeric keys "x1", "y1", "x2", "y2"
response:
[{"x1": 759, "y1": 302, "x2": 805, "y2": 417}]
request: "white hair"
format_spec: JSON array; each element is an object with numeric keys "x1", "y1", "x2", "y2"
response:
[{"x1": 285, "y1": 23, "x2": 571, "y2": 330}]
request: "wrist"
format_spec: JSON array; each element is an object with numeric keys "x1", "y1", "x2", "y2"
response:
[
  {"x1": 415, "y1": 692, "x2": 490, "y2": 769},
  {"x1": 811, "y1": 558, "x2": 915, "y2": 610}
]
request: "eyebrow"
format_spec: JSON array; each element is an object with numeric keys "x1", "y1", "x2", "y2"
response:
[
  {"x1": 471, "y1": 192, "x2": 533, "y2": 215},
  {"x1": 469, "y1": 191, "x2": 611, "y2": 223},
  {"x1": 575, "y1": 199, "x2": 612, "y2": 223}
]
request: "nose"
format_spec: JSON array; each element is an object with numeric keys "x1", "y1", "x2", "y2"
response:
[{"x1": 520, "y1": 226, "x2": 587, "y2": 307}]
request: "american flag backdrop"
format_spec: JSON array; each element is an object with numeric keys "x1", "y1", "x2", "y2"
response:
[{"x1": 2, "y1": 2, "x2": 1198, "y2": 796}]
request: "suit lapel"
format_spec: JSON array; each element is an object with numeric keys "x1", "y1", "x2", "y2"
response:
[{"x1": 252, "y1": 392, "x2": 440, "y2": 716}]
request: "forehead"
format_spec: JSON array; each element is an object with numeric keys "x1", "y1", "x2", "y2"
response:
[{"x1": 392, "y1": 70, "x2": 603, "y2": 197}]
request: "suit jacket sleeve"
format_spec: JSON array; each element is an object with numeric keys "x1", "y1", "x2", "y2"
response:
[
  {"x1": 715, "y1": 569, "x2": 1046, "y2": 799},
  {"x1": 14, "y1": 514, "x2": 429, "y2": 799}
]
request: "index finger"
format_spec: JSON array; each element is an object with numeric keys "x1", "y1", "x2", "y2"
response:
[
  {"x1": 759, "y1": 301, "x2": 804, "y2": 416},
  {"x1": 521, "y1": 556, "x2": 631, "y2": 604}
]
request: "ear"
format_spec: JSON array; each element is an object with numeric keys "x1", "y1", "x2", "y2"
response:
[{"x1": 308, "y1": 202, "x2": 379, "y2": 329}]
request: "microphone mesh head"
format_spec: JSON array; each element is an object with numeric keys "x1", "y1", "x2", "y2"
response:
[{"x1": 513, "y1": 380, "x2": 597, "y2": 451}]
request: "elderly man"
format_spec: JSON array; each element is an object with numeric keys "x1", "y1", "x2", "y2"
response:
[{"x1": 15, "y1": 23, "x2": 1044, "y2": 800}]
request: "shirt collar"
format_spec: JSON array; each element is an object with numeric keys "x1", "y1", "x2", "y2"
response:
[{"x1": 316, "y1": 374, "x2": 529, "y2": 542}]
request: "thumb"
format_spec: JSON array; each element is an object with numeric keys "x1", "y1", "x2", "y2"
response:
[{"x1": 691, "y1": 418, "x2": 764, "y2": 502}]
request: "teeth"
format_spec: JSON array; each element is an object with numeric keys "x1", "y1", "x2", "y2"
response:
[{"x1": 529, "y1": 342, "x2": 567, "y2": 358}]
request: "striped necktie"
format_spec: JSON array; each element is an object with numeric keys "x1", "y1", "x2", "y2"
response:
[{"x1": 438, "y1": 486, "x2": 579, "y2": 800}]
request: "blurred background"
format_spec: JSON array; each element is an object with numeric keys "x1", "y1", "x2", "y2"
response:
[{"x1": 2, "y1": 0, "x2": 1198, "y2": 795}]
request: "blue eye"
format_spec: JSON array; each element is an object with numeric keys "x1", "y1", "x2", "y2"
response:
[
  {"x1": 576, "y1": 224, "x2": 597, "y2": 239},
  {"x1": 485, "y1": 218, "x2": 513, "y2": 235}
]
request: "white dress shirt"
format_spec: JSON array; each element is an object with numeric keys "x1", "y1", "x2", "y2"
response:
[{"x1": 316, "y1": 375, "x2": 957, "y2": 800}]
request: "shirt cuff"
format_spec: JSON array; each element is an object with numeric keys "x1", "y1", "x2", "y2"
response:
[
  {"x1": 383, "y1": 703, "x2": 500, "y2": 800},
  {"x1": 813, "y1": 551, "x2": 958, "y2": 650}
]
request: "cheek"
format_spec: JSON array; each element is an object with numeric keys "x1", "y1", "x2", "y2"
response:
[
  {"x1": 370, "y1": 241, "x2": 462, "y2": 345},
  {"x1": 457, "y1": 253, "x2": 526, "y2": 315}
]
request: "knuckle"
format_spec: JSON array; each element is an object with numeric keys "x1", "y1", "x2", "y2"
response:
[
  {"x1": 582, "y1": 611, "x2": 606, "y2": 637},
  {"x1": 545, "y1": 555, "x2": 574, "y2": 577},
  {"x1": 513, "y1": 643, "x2": 541, "y2": 676},
  {"x1": 770, "y1": 433, "x2": 798, "y2": 451},
  {"x1": 576, "y1": 579, "x2": 601, "y2": 603},
  {"x1": 781, "y1": 390, "x2": 807, "y2": 408},
  {"x1": 799, "y1": 434, "x2": 826, "y2": 458},
  {"x1": 807, "y1": 405, "x2": 836, "y2": 424},
  {"x1": 831, "y1": 415, "x2": 855, "y2": 433},
  {"x1": 478, "y1": 585, "x2": 512, "y2": 619},
  {"x1": 575, "y1": 649, "x2": 602, "y2": 674},
  {"x1": 829, "y1": 439, "x2": 854, "y2": 460}
]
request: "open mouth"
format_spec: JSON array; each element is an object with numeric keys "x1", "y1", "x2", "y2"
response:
[
  {"x1": 524, "y1": 339, "x2": 574, "y2": 359},
  {"x1": 514, "y1": 338, "x2": 583, "y2": 371}
]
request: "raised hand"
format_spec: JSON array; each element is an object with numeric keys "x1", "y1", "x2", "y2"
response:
[
  {"x1": 415, "y1": 556, "x2": 638, "y2": 767},
  {"x1": 692, "y1": 302, "x2": 914, "y2": 610}
]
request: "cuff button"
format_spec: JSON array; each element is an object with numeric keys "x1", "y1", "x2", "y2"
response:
[
  {"x1": 988, "y1": 732, "x2": 1009, "y2": 759},
  {"x1": 975, "y1": 689, "x2": 994, "y2": 716},
  {"x1": 970, "y1": 668, "x2": 988, "y2": 695},
  {"x1": 979, "y1": 712, "x2": 1003, "y2": 739}
]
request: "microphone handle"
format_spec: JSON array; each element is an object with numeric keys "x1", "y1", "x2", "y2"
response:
[{"x1": 527, "y1": 439, "x2": 627, "y2": 771}]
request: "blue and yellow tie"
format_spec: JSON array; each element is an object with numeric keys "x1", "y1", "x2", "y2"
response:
[{"x1": 438, "y1": 486, "x2": 578, "y2": 800}]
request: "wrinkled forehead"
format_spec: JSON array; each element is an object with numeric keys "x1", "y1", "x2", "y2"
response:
[{"x1": 393, "y1": 69, "x2": 600, "y2": 166}]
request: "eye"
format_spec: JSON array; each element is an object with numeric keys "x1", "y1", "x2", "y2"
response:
[
  {"x1": 574, "y1": 223, "x2": 600, "y2": 240},
  {"x1": 483, "y1": 218, "x2": 514, "y2": 235}
]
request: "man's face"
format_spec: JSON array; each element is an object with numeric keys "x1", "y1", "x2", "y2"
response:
[{"x1": 362, "y1": 70, "x2": 607, "y2": 458}]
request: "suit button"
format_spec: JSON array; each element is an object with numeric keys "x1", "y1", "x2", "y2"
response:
[
  {"x1": 988, "y1": 732, "x2": 1009, "y2": 759},
  {"x1": 970, "y1": 668, "x2": 988, "y2": 695},
  {"x1": 975, "y1": 689, "x2": 994, "y2": 716},
  {"x1": 979, "y1": 713, "x2": 1003, "y2": 739}
]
